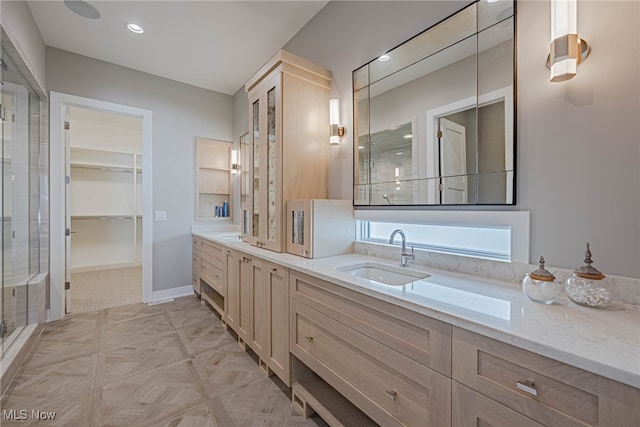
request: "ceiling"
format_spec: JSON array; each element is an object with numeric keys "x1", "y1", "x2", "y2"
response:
[{"x1": 27, "y1": 1, "x2": 329, "y2": 95}]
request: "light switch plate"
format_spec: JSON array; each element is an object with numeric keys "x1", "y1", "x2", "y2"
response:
[{"x1": 155, "y1": 211, "x2": 167, "y2": 221}]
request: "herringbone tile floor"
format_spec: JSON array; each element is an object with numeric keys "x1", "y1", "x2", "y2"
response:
[{"x1": 1, "y1": 296, "x2": 327, "y2": 426}]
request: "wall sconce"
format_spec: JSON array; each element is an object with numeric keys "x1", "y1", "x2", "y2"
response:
[
  {"x1": 329, "y1": 98, "x2": 346, "y2": 145},
  {"x1": 395, "y1": 167, "x2": 402, "y2": 190},
  {"x1": 547, "y1": 0, "x2": 590, "y2": 82},
  {"x1": 230, "y1": 149, "x2": 239, "y2": 174}
]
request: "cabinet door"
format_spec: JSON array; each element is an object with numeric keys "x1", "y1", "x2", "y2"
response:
[
  {"x1": 246, "y1": 74, "x2": 283, "y2": 252},
  {"x1": 237, "y1": 255, "x2": 253, "y2": 344},
  {"x1": 251, "y1": 258, "x2": 268, "y2": 359},
  {"x1": 266, "y1": 262, "x2": 290, "y2": 386},
  {"x1": 260, "y1": 74, "x2": 283, "y2": 252},
  {"x1": 240, "y1": 133, "x2": 251, "y2": 242},
  {"x1": 247, "y1": 91, "x2": 262, "y2": 247},
  {"x1": 225, "y1": 250, "x2": 240, "y2": 331}
]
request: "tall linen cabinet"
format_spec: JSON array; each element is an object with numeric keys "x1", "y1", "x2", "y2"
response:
[{"x1": 242, "y1": 50, "x2": 331, "y2": 252}]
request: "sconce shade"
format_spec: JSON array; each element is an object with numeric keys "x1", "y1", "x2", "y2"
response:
[
  {"x1": 329, "y1": 98, "x2": 345, "y2": 145},
  {"x1": 549, "y1": 0, "x2": 589, "y2": 82},
  {"x1": 231, "y1": 149, "x2": 239, "y2": 174}
]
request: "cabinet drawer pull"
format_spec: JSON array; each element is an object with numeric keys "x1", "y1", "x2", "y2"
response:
[
  {"x1": 516, "y1": 380, "x2": 538, "y2": 396},
  {"x1": 304, "y1": 336, "x2": 314, "y2": 342},
  {"x1": 385, "y1": 390, "x2": 397, "y2": 401}
]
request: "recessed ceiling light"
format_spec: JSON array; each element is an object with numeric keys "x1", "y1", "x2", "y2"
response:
[
  {"x1": 358, "y1": 146, "x2": 365, "y2": 150},
  {"x1": 378, "y1": 54, "x2": 390, "y2": 62},
  {"x1": 64, "y1": 0, "x2": 100, "y2": 20},
  {"x1": 396, "y1": 152, "x2": 403, "y2": 155},
  {"x1": 125, "y1": 22, "x2": 144, "y2": 34},
  {"x1": 404, "y1": 134, "x2": 412, "y2": 139}
]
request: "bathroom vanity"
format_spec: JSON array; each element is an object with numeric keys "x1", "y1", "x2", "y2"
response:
[{"x1": 192, "y1": 231, "x2": 640, "y2": 427}]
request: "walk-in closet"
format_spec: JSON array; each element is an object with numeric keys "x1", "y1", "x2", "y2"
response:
[{"x1": 66, "y1": 106, "x2": 143, "y2": 312}]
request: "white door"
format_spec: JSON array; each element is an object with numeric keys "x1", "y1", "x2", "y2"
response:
[{"x1": 439, "y1": 117, "x2": 467, "y2": 204}]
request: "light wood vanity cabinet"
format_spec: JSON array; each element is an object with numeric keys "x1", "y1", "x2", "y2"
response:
[
  {"x1": 222, "y1": 249, "x2": 292, "y2": 386},
  {"x1": 193, "y1": 237, "x2": 639, "y2": 426},
  {"x1": 290, "y1": 271, "x2": 452, "y2": 427},
  {"x1": 242, "y1": 50, "x2": 331, "y2": 252},
  {"x1": 452, "y1": 327, "x2": 640, "y2": 427}
]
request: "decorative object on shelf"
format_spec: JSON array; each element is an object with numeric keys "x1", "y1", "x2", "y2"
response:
[
  {"x1": 522, "y1": 256, "x2": 560, "y2": 304},
  {"x1": 547, "y1": 0, "x2": 590, "y2": 82},
  {"x1": 565, "y1": 243, "x2": 612, "y2": 308},
  {"x1": 329, "y1": 98, "x2": 345, "y2": 145}
]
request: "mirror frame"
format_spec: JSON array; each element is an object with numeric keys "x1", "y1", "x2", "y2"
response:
[{"x1": 352, "y1": 0, "x2": 516, "y2": 207}]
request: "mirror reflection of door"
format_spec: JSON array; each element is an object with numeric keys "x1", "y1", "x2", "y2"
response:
[{"x1": 439, "y1": 117, "x2": 467, "y2": 204}]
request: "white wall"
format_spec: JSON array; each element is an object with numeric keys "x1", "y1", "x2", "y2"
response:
[
  {"x1": 1, "y1": 0, "x2": 46, "y2": 91},
  {"x1": 46, "y1": 48, "x2": 234, "y2": 291},
  {"x1": 272, "y1": 0, "x2": 639, "y2": 278}
]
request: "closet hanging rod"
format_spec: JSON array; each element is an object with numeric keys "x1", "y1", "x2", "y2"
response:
[{"x1": 71, "y1": 215, "x2": 138, "y2": 220}]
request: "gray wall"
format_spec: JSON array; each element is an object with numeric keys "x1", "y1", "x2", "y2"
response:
[
  {"x1": 1, "y1": 0, "x2": 46, "y2": 91},
  {"x1": 46, "y1": 48, "x2": 234, "y2": 292},
  {"x1": 271, "y1": 0, "x2": 639, "y2": 278}
]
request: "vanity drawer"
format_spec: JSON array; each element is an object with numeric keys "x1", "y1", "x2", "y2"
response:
[
  {"x1": 292, "y1": 299, "x2": 451, "y2": 427},
  {"x1": 201, "y1": 256, "x2": 225, "y2": 296},
  {"x1": 453, "y1": 381, "x2": 544, "y2": 427},
  {"x1": 453, "y1": 327, "x2": 640, "y2": 427},
  {"x1": 201, "y1": 239, "x2": 225, "y2": 263},
  {"x1": 290, "y1": 271, "x2": 451, "y2": 376}
]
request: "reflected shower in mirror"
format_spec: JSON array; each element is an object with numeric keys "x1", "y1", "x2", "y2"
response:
[{"x1": 353, "y1": 0, "x2": 515, "y2": 206}]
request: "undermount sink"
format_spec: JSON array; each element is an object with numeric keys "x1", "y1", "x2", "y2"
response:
[
  {"x1": 337, "y1": 262, "x2": 430, "y2": 286},
  {"x1": 214, "y1": 234, "x2": 241, "y2": 240}
]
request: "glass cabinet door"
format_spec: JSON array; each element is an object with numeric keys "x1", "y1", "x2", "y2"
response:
[
  {"x1": 239, "y1": 133, "x2": 250, "y2": 239},
  {"x1": 263, "y1": 74, "x2": 281, "y2": 251},
  {"x1": 250, "y1": 97, "x2": 260, "y2": 245}
]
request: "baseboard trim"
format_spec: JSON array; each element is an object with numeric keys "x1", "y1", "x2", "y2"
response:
[{"x1": 148, "y1": 285, "x2": 194, "y2": 304}]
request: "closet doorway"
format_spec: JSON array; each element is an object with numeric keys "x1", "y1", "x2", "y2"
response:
[
  {"x1": 65, "y1": 106, "x2": 143, "y2": 313},
  {"x1": 50, "y1": 93, "x2": 152, "y2": 320}
]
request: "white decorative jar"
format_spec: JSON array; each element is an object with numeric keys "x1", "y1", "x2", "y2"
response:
[
  {"x1": 522, "y1": 256, "x2": 560, "y2": 304},
  {"x1": 565, "y1": 243, "x2": 613, "y2": 308}
]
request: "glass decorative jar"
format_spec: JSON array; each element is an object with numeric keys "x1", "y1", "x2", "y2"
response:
[
  {"x1": 565, "y1": 243, "x2": 613, "y2": 308},
  {"x1": 522, "y1": 256, "x2": 560, "y2": 304}
]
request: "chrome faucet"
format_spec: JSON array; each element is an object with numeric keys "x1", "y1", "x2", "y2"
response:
[{"x1": 389, "y1": 229, "x2": 415, "y2": 267}]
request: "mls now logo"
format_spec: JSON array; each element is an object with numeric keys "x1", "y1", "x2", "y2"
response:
[{"x1": 3, "y1": 409, "x2": 56, "y2": 421}]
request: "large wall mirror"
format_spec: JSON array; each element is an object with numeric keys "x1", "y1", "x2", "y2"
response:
[{"x1": 353, "y1": 0, "x2": 515, "y2": 206}]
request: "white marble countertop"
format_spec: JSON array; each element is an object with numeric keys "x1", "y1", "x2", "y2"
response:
[{"x1": 193, "y1": 230, "x2": 640, "y2": 389}]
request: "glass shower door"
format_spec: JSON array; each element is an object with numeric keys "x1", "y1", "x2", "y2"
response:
[{"x1": 1, "y1": 48, "x2": 36, "y2": 356}]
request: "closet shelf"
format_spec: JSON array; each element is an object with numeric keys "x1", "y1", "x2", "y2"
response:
[
  {"x1": 71, "y1": 215, "x2": 141, "y2": 220},
  {"x1": 70, "y1": 162, "x2": 142, "y2": 173}
]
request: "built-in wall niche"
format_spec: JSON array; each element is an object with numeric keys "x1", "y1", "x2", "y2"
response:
[{"x1": 195, "y1": 137, "x2": 232, "y2": 221}]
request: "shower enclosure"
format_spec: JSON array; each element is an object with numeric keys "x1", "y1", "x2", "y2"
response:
[{"x1": 1, "y1": 40, "x2": 48, "y2": 358}]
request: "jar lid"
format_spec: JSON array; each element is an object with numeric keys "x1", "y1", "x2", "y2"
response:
[
  {"x1": 575, "y1": 243, "x2": 606, "y2": 280},
  {"x1": 529, "y1": 256, "x2": 556, "y2": 281}
]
